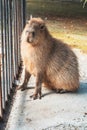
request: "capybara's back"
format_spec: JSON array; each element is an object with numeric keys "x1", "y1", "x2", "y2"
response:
[
  {"x1": 45, "y1": 39, "x2": 79, "y2": 92},
  {"x1": 20, "y1": 17, "x2": 79, "y2": 99}
]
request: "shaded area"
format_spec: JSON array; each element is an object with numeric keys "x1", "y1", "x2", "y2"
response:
[{"x1": 0, "y1": 87, "x2": 16, "y2": 130}]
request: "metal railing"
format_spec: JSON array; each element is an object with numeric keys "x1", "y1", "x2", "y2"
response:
[{"x1": 0, "y1": 0, "x2": 26, "y2": 119}]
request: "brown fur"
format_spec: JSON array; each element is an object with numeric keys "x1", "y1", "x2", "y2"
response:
[{"x1": 19, "y1": 17, "x2": 79, "y2": 99}]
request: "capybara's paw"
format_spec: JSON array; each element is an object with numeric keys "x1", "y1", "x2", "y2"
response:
[
  {"x1": 30, "y1": 91, "x2": 42, "y2": 100},
  {"x1": 21, "y1": 87, "x2": 27, "y2": 91},
  {"x1": 16, "y1": 85, "x2": 22, "y2": 90},
  {"x1": 56, "y1": 89, "x2": 68, "y2": 93},
  {"x1": 59, "y1": 89, "x2": 68, "y2": 93},
  {"x1": 17, "y1": 85, "x2": 27, "y2": 91},
  {"x1": 30, "y1": 94, "x2": 38, "y2": 100}
]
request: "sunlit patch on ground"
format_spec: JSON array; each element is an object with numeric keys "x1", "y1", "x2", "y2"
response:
[{"x1": 46, "y1": 18, "x2": 87, "y2": 53}]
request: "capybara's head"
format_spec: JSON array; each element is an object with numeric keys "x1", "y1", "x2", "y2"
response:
[{"x1": 21, "y1": 18, "x2": 48, "y2": 46}]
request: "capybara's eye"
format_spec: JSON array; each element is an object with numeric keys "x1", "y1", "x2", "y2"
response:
[
  {"x1": 32, "y1": 31, "x2": 35, "y2": 37},
  {"x1": 40, "y1": 24, "x2": 45, "y2": 30}
]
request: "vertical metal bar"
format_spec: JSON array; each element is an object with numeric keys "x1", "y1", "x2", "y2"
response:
[
  {"x1": 0, "y1": 56, "x2": 2, "y2": 118},
  {"x1": 0, "y1": 63, "x2": 2, "y2": 118},
  {"x1": 11, "y1": 0, "x2": 14, "y2": 82},
  {"x1": 8, "y1": 0, "x2": 12, "y2": 88},
  {"x1": 0, "y1": 0, "x2": 3, "y2": 118},
  {"x1": 6, "y1": 0, "x2": 9, "y2": 96},
  {"x1": 14, "y1": 0, "x2": 17, "y2": 75},
  {"x1": 17, "y1": 0, "x2": 21, "y2": 69},
  {"x1": 0, "y1": 0, "x2": 26, "y2": 118},
  {"x1": 12, "y1": 0, "x2": 15, "y2": 79},
  {"x1": 17, "y1": 1, "x2": 20, "y2": 68},
  {"x1": 16, "y1": 1, "x2": 19, "y2": 73},
  {"x1": 8, "y1": 0, "x2": 13, "y2": 90},
  {"x1": 3, "y1": 0, "x2": 8, "y2": 101},
  {"x1": 1, "y1": 0, "x2": 5, "y2": 108},
  {"x1": 7, "y1": 0, "x2": 11, "y2": 93},
  {"x1": 5, "y1": 0, "x2": 8, "y2": 97},
  {"x1": 13, "y1": 0, "x2": 16, "y2": 77},
  {"x1": 21, "y1": 0, "x2": 26, "y2": 28}
]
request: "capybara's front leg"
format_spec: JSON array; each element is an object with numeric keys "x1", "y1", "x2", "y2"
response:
[
  {"x1": 17, "y1": 69, "x2": 31, "y2": 91},
  {"x1": 30, "y1": 73, "x2": 43, "y2": 100}
]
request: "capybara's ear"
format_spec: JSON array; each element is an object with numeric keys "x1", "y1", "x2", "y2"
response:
[
  {"x1": 30, "y1": 15, "x2": 33, "y2": 20},
  {"x1": 39, "y1": 23, "x2": 45, "y2": 30}
]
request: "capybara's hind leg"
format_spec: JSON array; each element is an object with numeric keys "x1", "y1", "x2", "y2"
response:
[
  {"x1": 56, "y1": 89, "x2": 69, "y2": 93},
  {"x1": 17, "y1": 69, "x2": 31, "y2": 91}
]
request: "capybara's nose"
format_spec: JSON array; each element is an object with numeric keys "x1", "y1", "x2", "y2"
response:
[
  {"x1": 32, "y1": 31, "x2": 35, "y2": 37},
  {"x1": 28, "y1": 31, "x2": 35, "y2": 38}
]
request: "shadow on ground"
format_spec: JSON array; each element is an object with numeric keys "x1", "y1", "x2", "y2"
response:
[{"x1": 78, "y1": 82, "x2": 87, "y2": 94}]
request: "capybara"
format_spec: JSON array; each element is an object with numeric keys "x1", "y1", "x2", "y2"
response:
[{"x1": 18, "y1": 17, "x2": 79, "y2": 99}]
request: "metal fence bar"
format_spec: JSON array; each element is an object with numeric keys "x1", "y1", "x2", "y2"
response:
[
  {"x1": 0, "y1": 0, "x2": 26, "y2": 119},
  {"x1": 8, "y1": 0, "x2": 13, "y2": 91},
  {"x1": 1, "y1": 0, "x2": 6, "y2": 110},
  {"x1": 7, "y1": 0, "x2": 10, "y2": 99},
  {"x1": 21, "y1": 0, "x2": 26, "y2": 28}
]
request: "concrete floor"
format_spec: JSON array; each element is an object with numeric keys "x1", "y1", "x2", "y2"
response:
[{"x1": 6, "y1": 49, "x2": 87, "y2": 130}]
